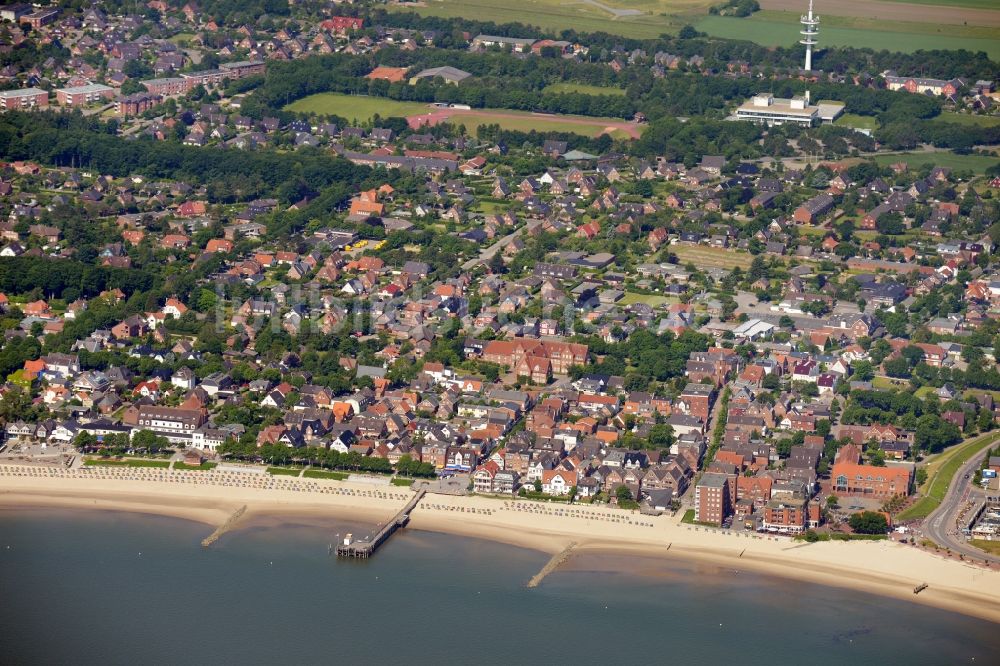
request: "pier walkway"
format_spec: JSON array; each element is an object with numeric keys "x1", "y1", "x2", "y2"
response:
[{"x1": 336, "y1": 489, "x2": 426, "y2": 558}]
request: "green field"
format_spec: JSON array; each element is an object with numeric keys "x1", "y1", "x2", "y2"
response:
[
  {"x1": 834, "y1": 114, "x2": 879, "y2": 131},
  {"x1": 286, "y1": 92, "x2": 639, "y2": 138},
  {"x1": 390, "y1": 0, "x2": 693, "y2": 40},
  {"x1": 391, "y1": 477, "x2": 415, "y2": 487},
  {"x1": 752, "y1": 10, "x2": 1000, "y2": 42},
  {"x1": 84, "y1": 458, "x2": 170, "y2": 468},
  {"x1": 697, "y1": 15, "x2": 1000, "y2": 59},
  {"x1": 449, "y1": 110, "x2": 636, "y2": 137},
  {"x1": 303, "y1": 469, "x2": 349, "y2": 480},
  {"x1": 897, "y1": 432, "x2": 1000, "y2": 521},
  {"x1": 939, "y1": 112, "x2": 1000, "y2": 128},
  {"x1": 871, "y1": 152, "x2": 1000, "y2": 175},
  {"x1": 877, "y1": 0, "x2": 1000, "y2": 9},
  {"x1": 543, "y1": 82, "x2": 626, "y2": 96},
  {"x1": 285, "y1": 94, "x2": 430, "y2": 122}
]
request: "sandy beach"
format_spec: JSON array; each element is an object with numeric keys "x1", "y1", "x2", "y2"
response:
[{"x1": 2, "y1": 464, "x2": 999, "y2": 624}]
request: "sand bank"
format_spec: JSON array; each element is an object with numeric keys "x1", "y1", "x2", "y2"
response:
[{"x1": 2, "y1": 465, "x2": 999, "y2": 624}]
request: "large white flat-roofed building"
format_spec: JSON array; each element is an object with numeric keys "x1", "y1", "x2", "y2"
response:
[
  {"x1": 734, "y1": 93, "x2": 843, "y2": 127},
  {"x1": 471, "y1": 34, "x2": 536, "y2": 53}
]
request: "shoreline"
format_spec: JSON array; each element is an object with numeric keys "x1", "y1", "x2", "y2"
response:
[{"x1": 2, "y1": 466, "x2": 1000, "y2": 624}]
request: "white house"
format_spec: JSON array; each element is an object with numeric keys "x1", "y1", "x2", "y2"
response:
[{"x1": 542, "y1": 469, "x2": 577, "y2": 496}]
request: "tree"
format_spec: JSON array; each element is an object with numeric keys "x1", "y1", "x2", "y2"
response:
[
  {"x1": 648, "y1": 423, "x2": 675, "y2": 448},
  {"x1": 826, "y1": 494, "x2": 839, "y2": 508},
  {"x1": 851, "y1": 360, "x2": 875, "y2": 381},
  {"x1": 848, "y1": 511, "x2": 888, "y2": 534},
  {"x1": 616, "y1": 485, "x2": 634, "y2": 503},
  {"x1": 762, "y1": 372, "x2": 781, "y2": 390}
]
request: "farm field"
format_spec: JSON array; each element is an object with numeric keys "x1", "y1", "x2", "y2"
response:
[
  {"x1": 389, "y1": 0, "x2": 688, "y2": 40},
  {"x1": 543, "y1": 82, "x2": 626, "y2": 96},
  {"x1": 696, "y1": 16, "x2": 1000, "y2": 59},
  {"x1": 871, "y1": 151, "x2": 1000, "y2": 175},
  {"x1": 393, "y1": 0, "x2": 1000, "y2": 49},
  {"x1": 672, "y1": 244, "x2": 753, "y2": 270},
  {"x1": 760, "y1": 0, "x2": 1000, "y2": 26},
  {"x1": 833, "y1": 0, "x2": 1000, "y2": 11},
  {"x1": 750, "y1": 9, "x2": 1000, "y2": 40}
]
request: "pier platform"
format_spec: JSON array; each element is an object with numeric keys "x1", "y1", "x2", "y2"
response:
[{"x1": 336, "y1": 489, "x2": 426, "y2": 558}]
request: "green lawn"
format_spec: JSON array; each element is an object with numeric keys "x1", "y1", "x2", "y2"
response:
[
  {"x1": 696, "y1": 15, "x2": 1000, "y2": 59},
  {"x1": 267, "y1": 467, "x2": 303, "y2": 476},
  {"x1": 84, "y1": 458, "x2": 170, "y2": 468},
  {"x1": 543, "y1": 82, "x2": 626, "y2": 96},
  {"x1": 897, "y1": 432, "x2": 1000, "y2": 521},
  {"x1": 284, "y1": 94, "x2": 430, "y2": 122},
  {"x1": 871, "y1": 152, "x2": 1000, "y2": 175},
  {"x1": 619, "y1": 292, "x2": 675, "y2": 307},
  {"x1": 303, "y1": 469, "x2": 349, "y2": 480},
  {"x1": 834, "y1": 114, "x2": 879, "y2": 131},
  {"x1": 872, "y1": 376, "x2": 903, "y2": 390},
  {"x1": 969, "y1": 539, "x2": 1000, "y2": 555},
  {"x1": 391, "y1": 478, "x2": 415, "y2": 487},
  {"x1": 673, "y1": 245, "x2": 753, "y2": 269},
  {"x1": 285, "y1": 92, "x2": 639, "y2": 138},
  {"x1": 174, "y1": 461, "x2": 218, "y2": 471},
  {"x1": 938, "y1": 112, "x2": 1000, "y2": 128},
  {"x1": 167, "y1": 32, "x2": 197, "y2": 44},
  {"x1": 440, "y1": 109, "x2": 637, "y2": 137}
]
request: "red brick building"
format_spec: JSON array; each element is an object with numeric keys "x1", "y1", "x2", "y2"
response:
[
  {"x1": 321, "y1": 16, "x2": 364, "y2": 33},
  {"x1": 116, "y1": 92, "x2": 163, "y2": 116},
  {"x1": 481, "y1": 338, "x2": 587, "y2": 375},
  {"x1": 56, "y1": 84, "x2": 115, "y2": 107},
  {"x1": 695, "y1": 473, "x2": 731, "y2": 526},
  {"x1": 762, "y1": 497, "x2": 820, "y2": 534},
  {"x1": 793, "y1": 193, "x2": 835, "y2": 225},
  {"x1": 676, "y1": 383, "x2": 715, "y2": 423},
  {"x1": 0, "y1": 88, "x2": 49, "y2": 111},
  {"x1": 142, "y1": 77, "x2": 190, "y2": 96},
  {"x1": 831, "y1": 444, "x2": 912, "y2": 498}
]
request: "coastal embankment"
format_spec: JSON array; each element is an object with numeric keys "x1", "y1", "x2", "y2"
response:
[{"x1": 2, "y1": 464, "x2": 999, "y2": 624}]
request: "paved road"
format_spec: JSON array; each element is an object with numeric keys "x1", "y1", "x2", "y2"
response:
[
  {"x1": 923, "y1": 435, "x2": 1000, "y2": 564},
  {"x1": 461, "y1": 227, "x2": 523, "y2": 271}
]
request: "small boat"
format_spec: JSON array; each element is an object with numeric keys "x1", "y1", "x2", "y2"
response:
[{"x1": 913, "y1": 583, "x2": 928, "y2": 594}]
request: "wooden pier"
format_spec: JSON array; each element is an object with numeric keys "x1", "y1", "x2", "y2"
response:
[{"x1": 336, "y1": 490, "x2": 426, "y2": 558}]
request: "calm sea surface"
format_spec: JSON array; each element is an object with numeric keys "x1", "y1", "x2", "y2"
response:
[{"x1": 0, "y1": 508, "x2": 996, "y2": 665}]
